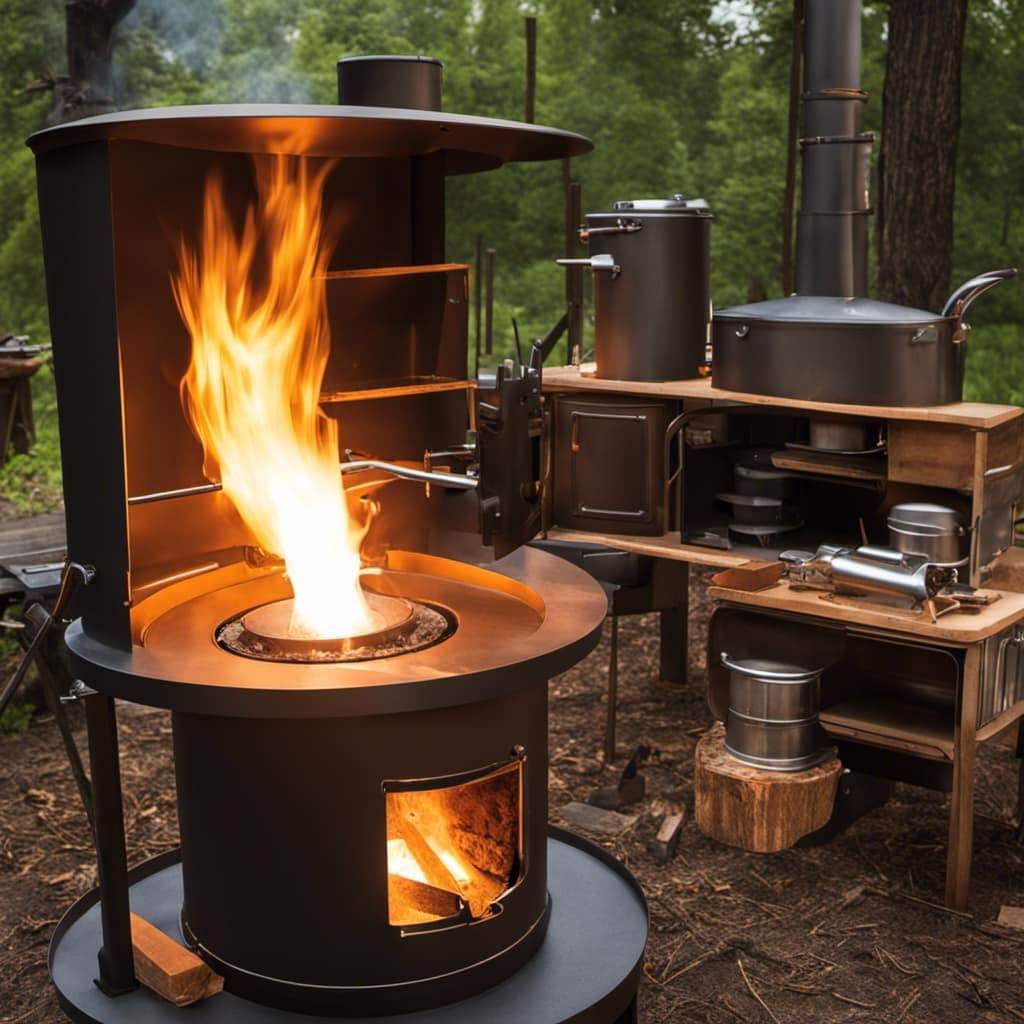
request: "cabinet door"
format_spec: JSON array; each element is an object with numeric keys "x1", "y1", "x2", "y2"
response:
[{"x1": 553, "y1": 398, "x2": 665, "y2": 533}]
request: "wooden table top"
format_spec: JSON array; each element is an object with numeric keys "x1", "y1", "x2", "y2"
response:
[
  {"x1": 543, "y1": 365, "x2": 1023, "y2": 429},
  {"x1": 708, "y1": 580, "x2": 1024, "y2": 644}
]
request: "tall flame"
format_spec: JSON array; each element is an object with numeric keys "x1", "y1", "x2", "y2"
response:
[{"x1": 172, "y1": 155, "x2": 380, "y2": 639}]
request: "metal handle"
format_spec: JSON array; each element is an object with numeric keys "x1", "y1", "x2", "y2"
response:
[
  {"x1": 555, "y1": 253, "x2": 621, "y2": 278},
  {"x1": 941, "y1": 267, "x2": 1017, "y2": 318},
  {"x1": 570, "y1": 414, "x2": 581, "y2": 453},
  {"x1": 578, "y1": 218, "x2": 643, "y2": 241},
  {"x1": 720, "y1": 652, "x2": 820, "y2": 681}
]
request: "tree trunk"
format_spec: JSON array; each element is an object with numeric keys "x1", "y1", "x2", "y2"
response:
[
  {"x1": 48, "y1": 0, "x2": 137, "y2": 126},
  {"x1": 876, "y1": 0, "x2": 968, "y2": 312}
]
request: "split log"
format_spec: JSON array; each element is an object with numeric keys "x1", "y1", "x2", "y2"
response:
[
  {"x1": 694, "y1": 723, "x2": 842, "y2": 853},
  {"x1": 130, "y1": 912, "x2": 223, "y2": 1006}
]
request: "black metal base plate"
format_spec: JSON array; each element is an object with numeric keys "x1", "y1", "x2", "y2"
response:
[{"x1": 50, "y1": 828, "x2": 647, "y2": 1024}]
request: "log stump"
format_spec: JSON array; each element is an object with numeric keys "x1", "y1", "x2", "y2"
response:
[{"x1": 694, "y1": 722, "x2": 842, "y2": 853}]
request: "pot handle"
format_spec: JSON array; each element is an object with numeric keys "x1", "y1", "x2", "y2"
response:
[
  {"x1": 941, "y1": 267, "x2": 1017, "y2": 318},
  {"x1": 555, "y1": 253, "x2": 621, "y2": 278}
]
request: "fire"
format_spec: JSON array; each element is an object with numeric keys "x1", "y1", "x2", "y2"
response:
[{"x1": 172, "y1": 155, "x2": 380, "y2": 639}]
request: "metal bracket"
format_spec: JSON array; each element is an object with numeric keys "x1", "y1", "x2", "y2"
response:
[{"x1": 60, "y1": 680, "x2": 98, "y2": 704}]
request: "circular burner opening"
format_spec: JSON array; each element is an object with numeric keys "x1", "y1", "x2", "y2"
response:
[{"x1": 217, "y1": 589, "x2": 456, "y2": 663}]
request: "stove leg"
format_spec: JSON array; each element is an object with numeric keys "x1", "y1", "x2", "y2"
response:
[
  {"x1": 657, "y1": 561, "x2": 688, "y2": 684},
  {"x1": 605, "y1": 616, "x2": 619, "y2": 763},
  {"x1": 84, "y1": 691, "x2": 137, "y2": 996}
]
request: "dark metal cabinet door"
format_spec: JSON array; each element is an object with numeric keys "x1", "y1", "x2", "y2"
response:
[{"x1": 554, "y1": 398, "x2": 666, "y2": 535}]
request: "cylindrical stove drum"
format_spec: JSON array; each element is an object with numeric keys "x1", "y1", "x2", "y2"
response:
[
  {"x1": 720, "y1": 653, "x2": 830, "y2": 771},
  {"x1": 173, "y1": 682, "x2": 550, "y2": 1016},
  {"x1": 581, "y1": 196, "x2": 712, "y2": 381}
]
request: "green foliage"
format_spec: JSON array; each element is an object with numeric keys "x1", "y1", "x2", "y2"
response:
[
  {"x1": 0, "y1": 699, "x2": 33, "y2": 734},
  {"x1": 0, "y1": 0, "x2": 1020, "y2": 488}
]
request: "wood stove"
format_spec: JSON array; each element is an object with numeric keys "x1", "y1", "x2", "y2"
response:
[{"x1": 30, "y1": 57, "x2": 646, "y2": 1023}]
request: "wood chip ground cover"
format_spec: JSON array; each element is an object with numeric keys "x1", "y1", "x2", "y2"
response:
[{"x1": 1, "y1": 570, "x2": 1022, "y2": 1022}]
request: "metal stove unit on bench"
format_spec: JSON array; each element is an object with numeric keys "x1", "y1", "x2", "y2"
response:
[{"x1": 29, "y1": 56, "x2": 646, "y2": 1023}]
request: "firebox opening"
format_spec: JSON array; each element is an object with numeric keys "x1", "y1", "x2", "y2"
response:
[
  {"x1": 385, "y1": 757, "x2": 523, "y2": 931},
  {"x1": 215, "y1": 586, "x2": 456, "y2": 663}
]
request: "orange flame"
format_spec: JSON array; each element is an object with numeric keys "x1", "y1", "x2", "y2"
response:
[{"x1": 172, "y1": 155, "x2": 380, "y2": 639}]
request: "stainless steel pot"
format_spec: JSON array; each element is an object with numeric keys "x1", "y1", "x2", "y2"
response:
[
  {"x1": 715, "y1": 492, "x2": 793, "y2": 524},
  {"x1": 712, "y1": 268, "x2": 1018, "y2": 406},
  {"x1": 557, "y1": 195, "x2": 712, "y2": 382},
  {"x1": 887, "y1": 502, "x2": 968, "y2": 566},
  {"x1": 734, "y1": 463, "x2": 795, "y2": 500},
  {"x1": 720, "y1": 653, "x2": 830, "y2": 771},
  {"x1": 808, "y1": 418, "x2": 880, "y2": 452}
]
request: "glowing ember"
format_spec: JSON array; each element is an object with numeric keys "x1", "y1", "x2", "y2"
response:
[{"x1": 172, "y1": 155, "x2": 380, "y2": 639}]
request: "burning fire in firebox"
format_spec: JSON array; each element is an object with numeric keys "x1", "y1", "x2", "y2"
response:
[{"x1": 172, "y1": 155, "x2": 381, "y2": 641}]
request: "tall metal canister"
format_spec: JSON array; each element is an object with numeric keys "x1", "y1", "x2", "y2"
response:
[{"x1": 563, "y1": 196, "x2": 711, "y2": 381}]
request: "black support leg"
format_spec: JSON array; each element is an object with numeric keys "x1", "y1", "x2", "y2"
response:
[
  {"x1": 657, "y1": 563, "x2": 689, "y2": 684},
  {"x1": 605, "y1": 616, "x2": 619, "y2": 764},
  {"x1": 84, "y1": 692, "x2": 137, "y2": 996}
]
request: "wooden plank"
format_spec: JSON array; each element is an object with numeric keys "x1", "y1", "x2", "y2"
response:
[
  {"x1": 542, "y1": 365, "x2": 1024, "y2": 429},
  {"x1": 388, "y1": 874, "x2": 461, "y2": 922},
  {"x1": 708, "y1": 580, "x2": 1024, "y2": 644},
  {"x1": 320, "y1": 378, "x2": 473, "y2": 404},
  {"x1": 820, "y1": 698, "x2": 954, "y2": 760},
  {"x1": 0, "y1": 511, "x2": 66, "y2": 560},
  {"x1": 710, "y1": 560, "x2": 784, "y2": 591},
  {"x1": 985, "y1": 417, "x2": 1024, "y2": 471},
  {"x1": 770, "y1": 448, "x2": 886, "y2": 482},
  {"x1": 130, "y1": 912, "x2": 222, "y2": 1007},
  {"x1": 887, "y1": 420, "x2": 975, "y2": 490},
  {"x1": 324, "y1": 263, "x2": 469, "y2": 280},
  {"x1": 694, "y1": 723, "x2": 842, "y2": 853},
  {"x1": 975, "y1": 699, "x2": 1024, "y2": 744},
  {"x1": 544, "y1": 527, "x2": 751, "y2": 568}
]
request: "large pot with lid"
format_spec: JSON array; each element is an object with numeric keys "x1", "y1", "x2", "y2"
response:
[
  {"x1": 557, "y1": 195, "x2": 712, "y2": 382},
  {"x1": 711, "y1": 268, "x2": 1017, "y2": 406}
]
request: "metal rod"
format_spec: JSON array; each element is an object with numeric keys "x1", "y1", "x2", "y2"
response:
[
  {"x1": 340, "y1": 460, "x2": 477, "y2": 490},
  {"x1": 128, "y1": 460, "x2": 478, "y2": 505},
  {"x1": 524, "y1": 16, "x2": 537, "y2": 124},
  {"x1": 84, "y1": 692, "x2": 136, "y2": 996},
  {"x1": 605, "y1": 616, "x2": 619, "y2": 763},
  {"x1": 565, "y1": 177, "x2": 583, "y2": 366},
  {"x1": 474, "y1": 233, "x2": 483, "y2": 377},
  {"x1": 484, "y1": 247, "x2": 496, "y2": 356}
]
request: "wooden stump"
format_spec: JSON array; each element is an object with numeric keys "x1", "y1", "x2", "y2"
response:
[{"x1": 694, "y1": 722, "x2": 842, "y2": 853}]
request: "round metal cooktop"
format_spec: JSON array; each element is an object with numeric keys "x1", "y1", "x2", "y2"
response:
[{"x1": 217, "y1": 590, "x2": 455, "y2": 663}]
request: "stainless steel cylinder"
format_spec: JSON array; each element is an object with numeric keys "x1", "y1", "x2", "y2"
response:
[
  {"x1": 720, "y1": 654, "x2": 829, "y2": 772},
  {"x1": 887, "y1": 503, "x2": 968, "y2": 566}
]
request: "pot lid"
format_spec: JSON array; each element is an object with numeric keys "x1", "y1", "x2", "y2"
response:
[
  {"x1": 610, "y1": 194, "x2": 711, "y2": 214},
  {"x1": 887, "y1": 502, "x2": 964, "y2": 530},
  {"x1": 715, "y1": 294, "x2": 945, "y2": 325},
  {"x1": 720, "y1": 653, "x2": 822, "y2": 681}
]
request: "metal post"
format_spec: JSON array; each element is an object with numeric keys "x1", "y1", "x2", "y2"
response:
[
  {"x1": 484, "y1": 247, "x2": 496, "y2": 356},
  {"x1": 474, "y1": 233, "x2": 483, "y2": 377},
  {"x1": 565, "y1": 175, "x2": 583, "y2": 366},
  {"x1": 605, "y1": 616, "x2": 619, "y2": 763},
  {"x1": 84, "y1": 692, "x2": 136, "y2": 996},
  {"x1": 524, "y1": 17, "x2": 537, "y2": 124}
]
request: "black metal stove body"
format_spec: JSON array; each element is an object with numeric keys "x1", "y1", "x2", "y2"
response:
[{"x1": 28, "y1": 60, "x2": 645, "y2": 1022}]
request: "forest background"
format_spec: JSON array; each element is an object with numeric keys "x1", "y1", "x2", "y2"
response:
[{"x1": 0, "y1": 0, "x2": 1021, "y2": 511}]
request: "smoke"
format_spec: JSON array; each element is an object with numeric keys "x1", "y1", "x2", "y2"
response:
[{"x1": 117, "y1": 0, "x2": 314, "y2": 107}]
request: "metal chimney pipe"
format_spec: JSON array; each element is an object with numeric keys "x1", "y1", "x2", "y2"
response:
[
  {"x1": 795, "y1": 0, "x2": 873, "y2": 297},
  {"x1": 336, "y1": 55, "x2": 442, "y2": 110}
]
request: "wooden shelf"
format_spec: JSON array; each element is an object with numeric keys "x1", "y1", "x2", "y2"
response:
[
  {"x1": 820, "y1": 697, "x2": 954, "y2": 760},
  {"x1": 320, "y1": 378, "x2": 473, "y2": 404},
  {"x1": 770, "y1": 448, "x2": 887, "y2": 483},
  {"x1": 324, "y1": 263, "x2": 469, "y2": 280},
  {"x1": 708, "y1": 580, "x2": 1024, "y2": 644},
  {"x1": 543, "y1": 364, "x2": 1024, "y2": 429},
  {"x1": 543, "y1": 527, "x2": 752, "y2": 569}
]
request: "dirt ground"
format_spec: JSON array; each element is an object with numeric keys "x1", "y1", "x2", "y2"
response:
[{"x1": 1, "y1": 569, "x2": 1023, "y2": 1023}]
